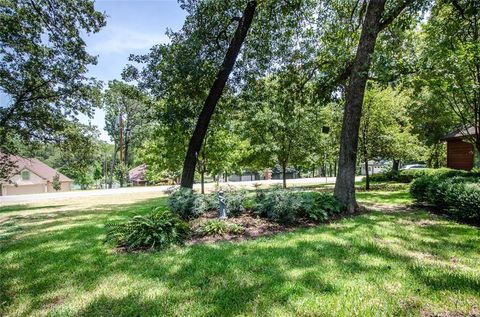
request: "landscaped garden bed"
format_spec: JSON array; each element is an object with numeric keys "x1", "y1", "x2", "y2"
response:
[
  {"x1": 105, "y1": 187, "x2": 343, "y2": 252},
  {"x1": 188, "y1": 210, "x2": 314, "y2": 244}
]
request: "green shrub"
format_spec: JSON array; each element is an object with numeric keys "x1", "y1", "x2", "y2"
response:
[
  {"x1": 105, "y1": 208, "x2": 190, "y2": 251},
  {"x1": 199, "y1": 219, "x2": 245, "y2": 236},
  {"x1": 444, "y1": 182, "x2": 480, "y2": 222},
  {"x1": 168, "y1": 188, "x2": 212, "y2": 219},
  {"x1": 255, "y1": 189, "x2": 302, "y2": 225},
  {"x1": 410, "y1": 176, "x2": 435, "y2": 201},
  {"x1": 367, "y1": 173, "x2": 393, "y2": 183},
  {"x1": 411, "y1": 174, "x2": 480, "y2": 224},
  {"x1": 225, "y1": 190, "x2": 247, "y2": 216},
  {"x1": 168, "y1": 188, "x2": 198, "y2": 219},
  {"x1": 254, "y1": 189, "x2": 341, "y2": 224},
  {"x1": 298, "y1": 192, "x2": 341, "y2": 222}
]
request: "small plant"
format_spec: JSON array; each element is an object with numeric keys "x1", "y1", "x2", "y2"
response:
[
  {"x1": 199, "y1": 219, "x2": 245, "y2": 236},
  {"x1": 105, "y1": 208, "x2": 190, "y2": 251}
]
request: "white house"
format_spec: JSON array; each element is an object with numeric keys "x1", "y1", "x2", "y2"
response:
[{"x1": 360, "y1": 161, "x2": 384, "y2": 175}]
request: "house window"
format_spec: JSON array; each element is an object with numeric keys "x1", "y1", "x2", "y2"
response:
[{"x1": 21, "y1": 170, "x2": 30, "y2": 181}]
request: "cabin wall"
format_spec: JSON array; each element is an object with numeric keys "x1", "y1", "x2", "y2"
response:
[{"x1": 446, "y1": 139, "x2": 474, "y2": 170}]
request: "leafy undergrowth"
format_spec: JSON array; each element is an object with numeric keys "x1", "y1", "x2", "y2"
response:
[{"x1": 0, "y1": 193, "x2": 479, "y2": 316}]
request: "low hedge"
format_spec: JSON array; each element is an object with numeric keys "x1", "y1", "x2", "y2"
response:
[
  {"x1": 410, "y1": 173, "x2": 480, "y2": 224},
  {"x1": 367, "y1": 168, "x2": 471, "y2": 184}
]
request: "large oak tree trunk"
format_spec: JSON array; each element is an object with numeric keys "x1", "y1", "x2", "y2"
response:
[
  {"x1": 334, "y1": 0, "x2": 386, "y2": 213},
  {"x1": 180, "y1": 1, "x2": 257, "y2": 189}
]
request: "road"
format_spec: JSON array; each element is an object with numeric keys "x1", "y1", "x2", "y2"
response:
[{"x1": 0, "y1": 176, "x2": 363, "y2": 204}]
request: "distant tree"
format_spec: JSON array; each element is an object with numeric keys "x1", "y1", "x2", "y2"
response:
[
  {"x1": 242, "y1": 68, "x2": 322, "y2": 188},
  {"x1": 103, "y1": 80, "x2": 150, "y2": 187},
  {"x1": 360, "y1": 85, "x2": 422, "y2": 189},
  {"x1": 52, "y1": 173, "x2": 61, "y2": 191},
  {"x1": 31, "y1": 124, "x2": 107, "y2": 190}
]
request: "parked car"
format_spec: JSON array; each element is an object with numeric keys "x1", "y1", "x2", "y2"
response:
[{"x1": 402, "y1": 164, "x2": 426, "y2": 170}]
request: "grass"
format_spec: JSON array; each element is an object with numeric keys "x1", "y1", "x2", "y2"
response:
[
  {"x1": 356, "y1": 190, "x2": 414, "y2": 205},
  {"x1": 0, "y1": 189, "x2": 479, "y2": 316}
]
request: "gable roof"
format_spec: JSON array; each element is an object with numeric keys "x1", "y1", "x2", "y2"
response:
[
  {"x1": 442, "y1": 126, "x2": 477, "y2": 141},
  {"x1": 6, "y1": 155, "x2": 72, "y2": 182},
  {"x1": 129, "y1": 164, "x2": 147, "y2": 182}
]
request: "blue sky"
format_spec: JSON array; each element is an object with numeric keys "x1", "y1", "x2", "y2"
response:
[{"x1": 83, "y1": 0, "x2": 186, "y2": 141}]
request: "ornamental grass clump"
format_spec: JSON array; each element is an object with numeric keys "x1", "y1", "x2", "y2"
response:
[{"x1": 105, "y1": 208, "x2": 190, "y2": 251}]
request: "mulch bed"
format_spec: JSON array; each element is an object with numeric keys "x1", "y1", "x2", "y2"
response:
[{"x1": 187, "y1": 210, "x2": 316, "y2": 245}]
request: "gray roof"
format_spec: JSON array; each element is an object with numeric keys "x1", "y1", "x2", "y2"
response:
[{"x1": 442, "y1": 126, "x2": 477, "y2": 141}]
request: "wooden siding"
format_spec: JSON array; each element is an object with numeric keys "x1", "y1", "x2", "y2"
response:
[{"x1": 446, "y1": 139, "x2": 474, "y2": 170}]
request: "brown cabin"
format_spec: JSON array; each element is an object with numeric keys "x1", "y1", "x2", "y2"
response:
[{"x1": 442, "y1": 127, "x2": 477, "y2": 171}]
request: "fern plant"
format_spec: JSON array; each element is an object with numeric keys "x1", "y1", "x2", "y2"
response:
[{"x1": 105, "y1": 208, "x2": 190, "y2": 251}]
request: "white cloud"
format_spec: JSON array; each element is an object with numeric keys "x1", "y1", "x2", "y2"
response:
[{"x1": 88, "y1": 26, "x2": 170, "y2": 54}]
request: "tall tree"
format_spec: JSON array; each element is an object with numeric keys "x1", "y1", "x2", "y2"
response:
[
  {"x1": 180, "y1": 1, "x2": 257, "y2": 188},
  {"x1": 334, "y1": 0, "x2": 421, "y2": 212},
  {"x1": 417, "y1": 0, "x2": 480, "y2": 152},
  {"x1": 0, "y1": 0, "x2": 105, "y2": 178},
  {"x1": 103, "y1": 80, "x2": 150, "y2": 187},
  {"x1": 360, "y1": 85, "x2": 422, "y2": 189},
  {"x1": 242, "y1": 68, "x2": 321, "y2": 188}
]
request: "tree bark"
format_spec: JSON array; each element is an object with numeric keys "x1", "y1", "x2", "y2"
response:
[
  {"x1": 392, "y1": 159, "x2": 400, "y2": 174},
  {"x1": 109, "y1": 146, "x2": 118, "y2": 189},
  {"x1": 180, "y1": 1, "x2": 257, "y2": 188},
  {"x1": 334, "y1": 0, "x2": 387, "y2": 213},
  {"x1": 282, "y1": 162, "x2": 287, "y2": 189},
  {"x1": 200, "y1": 169, "x2": 205, "y2": 194},
  {"x1": 365, "y1": 158, "x2": 370, "y2": 191}
]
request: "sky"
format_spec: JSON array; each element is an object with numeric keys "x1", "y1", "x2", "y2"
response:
[{"x1": 82, "y1": 0, "x2": 187, "y2": 141}]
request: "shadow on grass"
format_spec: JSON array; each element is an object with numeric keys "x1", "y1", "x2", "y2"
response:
[
  {"x1": 0, "y1": 198, "x2": 479, "y2": 316},
  {"x1": 0, "y1": 204, "x2": 67, "y2": 214}
]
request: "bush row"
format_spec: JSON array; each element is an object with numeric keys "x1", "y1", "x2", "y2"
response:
[
  {"x1": 106, "y1": 188, "x2": 343, "y2": 251},
  {"x1": 367, "y1": 168, "x2": 472, "y2": 183},
  {"x1": 410, "y1": 173, "x2": 480, "y2": 224},
  {"x1": 254, "y1": 189, "x2": 341, "y2": 225},
  {"x1": 168, "y1": 187, "x2": 342, "y2": 225}
]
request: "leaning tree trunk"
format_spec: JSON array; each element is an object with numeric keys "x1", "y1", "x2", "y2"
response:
[
  {"x1": 180, "y1": 1, "x2": 257, "y2": 188},
  {"x1": 334, "y1": 0, "x2": 386, "y2": 213}
]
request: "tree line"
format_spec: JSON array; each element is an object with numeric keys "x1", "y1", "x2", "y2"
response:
[{"x1": 1, "y1": 0, "x2": 478, "y2": 211}]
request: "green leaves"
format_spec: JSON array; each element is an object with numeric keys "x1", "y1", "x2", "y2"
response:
[
  {"x1": 105, "y1": 208, "x2": 190, "y2": 252},
  {"x1": 0, "y1": 0, "x2": 106, "y2": 156}
]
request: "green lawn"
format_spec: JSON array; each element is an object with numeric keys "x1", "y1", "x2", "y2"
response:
[
  {"x1": 0, "y1": 190, "x2": 479, "y2": 316},
  {"x1": 356, "y1": 190, "x2": 414, "y2": 205}
]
